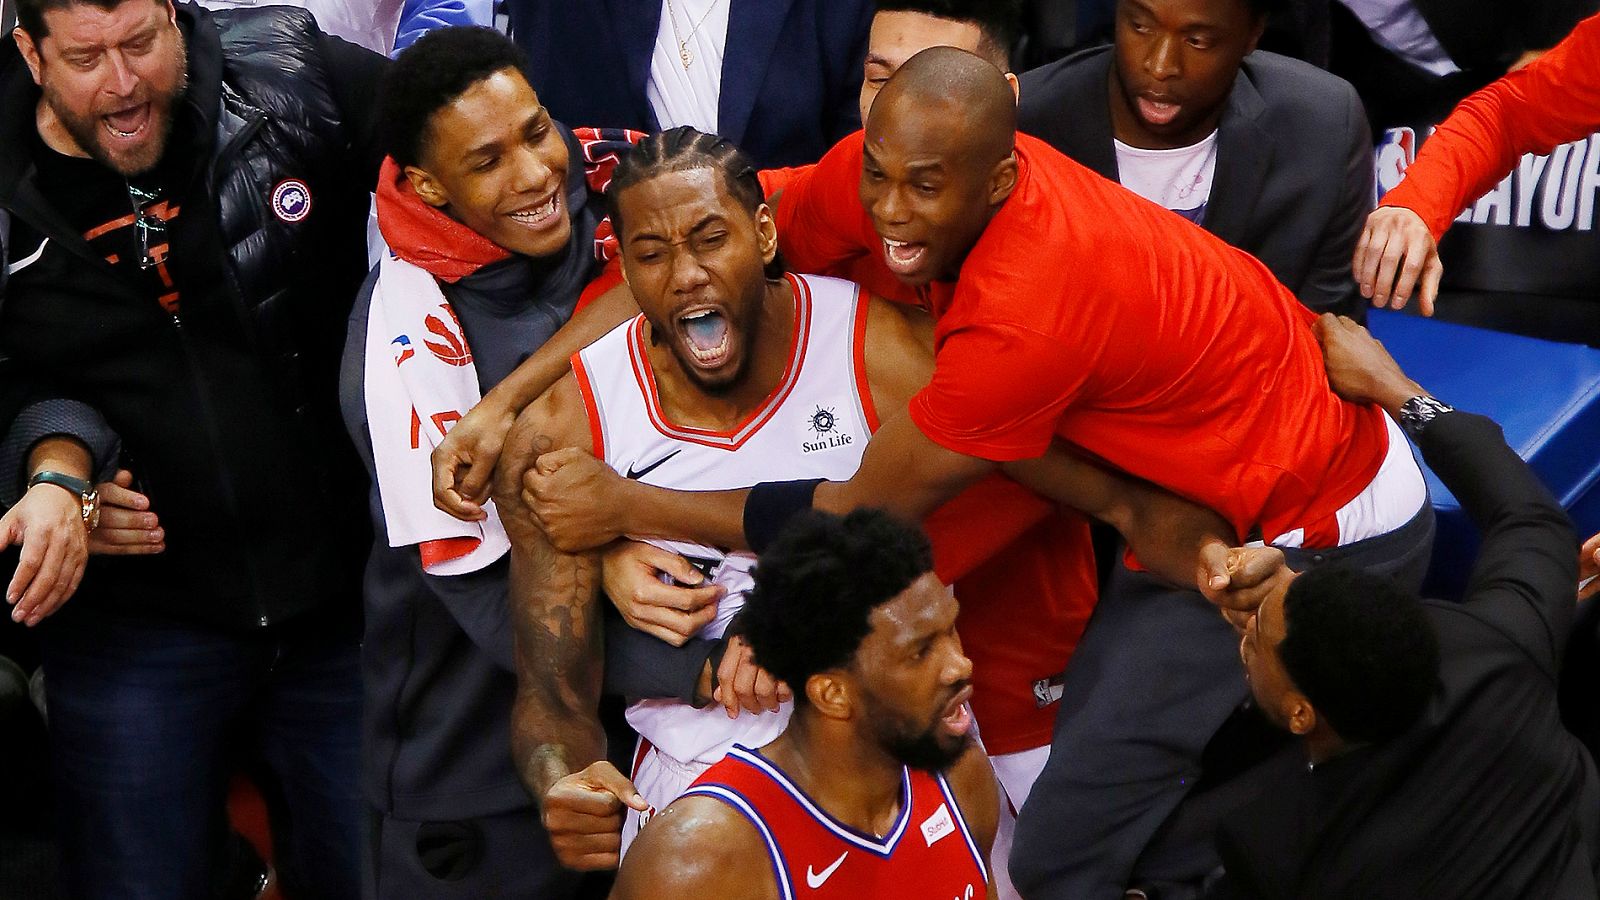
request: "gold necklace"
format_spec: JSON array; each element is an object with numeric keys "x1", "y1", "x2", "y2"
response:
[{"x1": 664, "y1": 0, "x2": 724, "y2": 69}]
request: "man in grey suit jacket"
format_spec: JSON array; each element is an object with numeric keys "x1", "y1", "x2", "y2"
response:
[{"x1": 1018, "y1": 0, "x2": 1372, "y2": 320}]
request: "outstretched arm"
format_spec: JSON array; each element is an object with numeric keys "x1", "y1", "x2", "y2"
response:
[
  {"x1": 1355, "y1": 12, "x2": 1600, "y2": 313},
  {"x1": 1315, "y1": 313, "x2": 1577, "y2": 670},
  {"x1": 433, "y1": 280, "x2": 638, "y2": 520}
]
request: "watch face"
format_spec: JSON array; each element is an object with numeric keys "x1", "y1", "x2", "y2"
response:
[{"x1": 83, "y1": 491, "x2": 100, "y2": 532}]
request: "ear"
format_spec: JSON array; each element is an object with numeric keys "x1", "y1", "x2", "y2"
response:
[
  {"x1": 987, "y1": 152, "x2": 1019, "y2": 208},
  {"x1": 404, "y1": 164, "x2": 449, "y2": 210},
  {"x1": 805, "y1": 671, "x2": 855, "y2": 722},
  {"x1": 165, "y1": 0, "x2": 179, "y2": 27},
  {"x1": 1286, "y1": 695, "x2": 1317, "y2": 737},
  {"x1": 1245, "y1": 14, "x2": 1267, "y2": 55},
  {"x1": 1005, "y1": 72, "x2": 1020, "y2": 106},
  {"x1": 14, "y1": 28, "x2": 44, "y2": 87},
  {"x1": 755, "y1": 203, "x2": 778, "y2": 267}
]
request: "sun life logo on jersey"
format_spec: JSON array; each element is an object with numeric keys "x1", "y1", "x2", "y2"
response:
[{"x1": 802, "y1": 405, "x2": 852, "y2": 454}]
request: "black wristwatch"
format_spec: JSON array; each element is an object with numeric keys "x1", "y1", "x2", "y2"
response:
[
  {"x1": 1397, "y1": 395, "x2": 1454, "y2": 440},
  {"x1": 27, "y1": 470, "x2": 101, "y2": 532}
]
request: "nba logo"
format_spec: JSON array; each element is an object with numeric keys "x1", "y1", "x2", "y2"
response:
[
  {"x1": 271, "y1": 178, "x2": 313, "y2": 223},
  {"x1": 1375, "y1": 128, "x2": 1417, "y2": 199}
]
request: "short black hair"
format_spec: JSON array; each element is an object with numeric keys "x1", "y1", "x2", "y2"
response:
[
  {"x1": 17, "y1": 0, "x2": 161, "y2": 39},
  {"x1": 875, "y1": 0, "x2": 1022, "y2": 68},
  {"x1": 740, "y1": 509, "x2": 936, "y2": 701},
  {"x1": 379, "y1": 26, "x2": 528, "y2": 169},
  {"x1": 608, "y1": 126, "x2": 783, "y2": 279},
  {"x1": 1278, "y1": 566, "x2": 1440, "y2": 744},
  {"x1": 1243, "y1": 0, "x2": 1288, "y2": 18}
]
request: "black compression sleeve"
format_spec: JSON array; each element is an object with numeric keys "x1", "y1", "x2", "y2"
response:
[{"x1": 744, "y1": 478, "x2": 825, "y2": 553}]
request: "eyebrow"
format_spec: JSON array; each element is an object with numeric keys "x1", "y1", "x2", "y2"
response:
[
  {"x1": 462, "y1": 108, "x2": 548, "y2": 160},
  {"x1": 630, "y1": 212, "x2": 726, "y2": 244}
]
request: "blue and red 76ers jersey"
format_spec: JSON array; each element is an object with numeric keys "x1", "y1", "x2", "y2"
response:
[{"x1": 684, "y1": 746, "x2": 988, "y2": 899}]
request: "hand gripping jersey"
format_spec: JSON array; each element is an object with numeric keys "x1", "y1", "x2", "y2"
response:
[
  {"x1": 685, "y1": 746, "x2": 989, "y2": 899},
  {"x1": 573, "y1": 273, "x2": 877, "y2": 767}
]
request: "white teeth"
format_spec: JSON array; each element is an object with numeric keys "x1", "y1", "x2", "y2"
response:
[
  {"x1": 681, "y1": 310, "x2": 713, "y2": 321},
  {"x1": 885, "y1": 239, "x2": 908, "y2": 248},
  {"x1": 510, "y1": 195, "x2": 558, "y2": 226}
]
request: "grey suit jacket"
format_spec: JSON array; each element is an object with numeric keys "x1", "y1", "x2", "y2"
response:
[{"x1": 1018, "y1": 47, "x2": 1372, "y2": 318}]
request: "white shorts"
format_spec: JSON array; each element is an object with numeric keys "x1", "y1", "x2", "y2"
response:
[{"x1": 620, "y1": 738, "x2": 713, "y2": 859}]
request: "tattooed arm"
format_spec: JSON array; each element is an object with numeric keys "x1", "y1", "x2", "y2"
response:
[{"x1": 494, "y1": 372, "x2": 608, "y2": 799}]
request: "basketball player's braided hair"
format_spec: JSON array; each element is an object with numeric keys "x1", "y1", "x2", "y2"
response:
[
  {"x1": 607, "y1": 126, "x2": 785, "y2": 278},
  {"x1": 741, "y1": 509, "x2": 936, "y2": 705}
]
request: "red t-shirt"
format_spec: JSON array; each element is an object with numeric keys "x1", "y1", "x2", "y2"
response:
[{"x1": 778, "y1": 132, "x2": 1390, "y2": 546}]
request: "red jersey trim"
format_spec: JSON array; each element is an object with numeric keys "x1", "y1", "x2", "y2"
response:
[
  {"x1": 625, "y1": 273, "x2": 812, "y2": 451},
  {"x1": 850, "y1": 288, "x2": 881, "y2": 432},
  {"x1": 726, "y1": 746, "x2": 913, "y2": 857},
  {"x1": 570, "y1": 352, "x2": 606, "y2": 459},
  {"x1": 680, "y1": 784, "x2": 797, "y2": 900}
]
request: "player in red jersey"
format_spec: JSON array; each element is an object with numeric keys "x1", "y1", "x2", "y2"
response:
[{"x1": 612, "y1": 509, "x2": 996, "y2": 900}]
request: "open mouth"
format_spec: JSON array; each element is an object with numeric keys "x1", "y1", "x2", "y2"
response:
[
  {"x1": 881, "y1": 237, "x2": 928, "y2": 276},
  {"x1": 1137, "y1": 95, "x2": 1181, "y2": 127},
  {"x1": 678, "y1": 307, "x2": 732, "y2": 368},
  {"x1": 938, "y1": 685, "x2": 974, "y2": 738},
  {"x1": 103, "y1": 103, "x2": 151, "y2": 141},
  {"x1": 508, "y1": 193, "x2": 561, "y2": 230}
]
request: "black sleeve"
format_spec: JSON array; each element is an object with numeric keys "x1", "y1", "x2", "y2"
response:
[
  {"x1": 744, "y1": 478, "x2": 824, "y2": 552},
  {"x1": 1416, "y1": 411, "x2": 1578, "y2": 673},
  {"x1": 603, "y1": 607, "x2": 720, "y2": 705},
  {"x1": 0, "y1": 399, "x2": 123, "y2": 505},
  {"x1": 316, "y1": 29, "x2": 390, "y2": 184}
]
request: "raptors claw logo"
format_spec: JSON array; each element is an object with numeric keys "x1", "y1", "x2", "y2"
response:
[{"x1": 423, "y1": 303, "x2": 474, "y2": 367}]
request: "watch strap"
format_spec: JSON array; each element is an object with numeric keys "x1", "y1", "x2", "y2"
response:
[
  {"x1": 1398, "y1": 395, "x2": 1454, "y2": 440},
  {"x1": 27, "y1": 470, "x2": 100, "y2": 531},
  {"x1": 27, "y1": 470, "x2": 93, "y2": 498}
]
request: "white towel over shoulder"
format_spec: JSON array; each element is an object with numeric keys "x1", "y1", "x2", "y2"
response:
[{"x1": 364, "y1": 253, "x2": 510, "y2": 575}]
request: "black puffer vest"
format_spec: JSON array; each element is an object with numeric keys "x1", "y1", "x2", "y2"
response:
[{"x1": 0, "y1": 4, "x2": 383, "y2": 629}]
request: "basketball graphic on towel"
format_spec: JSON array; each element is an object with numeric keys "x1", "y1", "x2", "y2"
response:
[{"x1": 423, "y1": 304, "x2": 474, "y2": 367}]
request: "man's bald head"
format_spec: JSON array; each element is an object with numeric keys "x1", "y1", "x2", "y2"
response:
[
  {"x1": 855, "y1": 45, "x2": 1020, "y2": 287},
  {"x1": 869, "y1": 45, "x2": 1016, "y2": 167}
]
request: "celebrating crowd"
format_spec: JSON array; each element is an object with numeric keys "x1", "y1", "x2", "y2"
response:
[{"x1": 2, "y1": 0, "x2": 1599, "y2": 898}]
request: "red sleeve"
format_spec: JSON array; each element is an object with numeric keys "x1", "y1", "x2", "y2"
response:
[
  {"x1": 909, "y1": 320, "x2": 1088, "y2": 462},
  {"x1": 576, "y1": 257, "x2": 624, "y2": 312},
  {"x1": 923, "y1": 475, "x2": 1053, "y2": 584},
  {"x1": 774, "y1": 132, "x2": 877, "y2": 275},
  {"x1": 1381, "y1": 12, "x2": 1600, "y2": 239},
  {"x1": 758, "y1": 165, "x2": 809, "y2": 199}
]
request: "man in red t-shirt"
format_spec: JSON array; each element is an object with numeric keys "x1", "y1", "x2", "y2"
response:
[{"x1": 526, "y1": 48, "x2": 1433, "y2": 897}]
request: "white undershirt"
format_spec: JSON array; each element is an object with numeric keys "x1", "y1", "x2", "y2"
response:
[
  {"x1": 1336, "y1": 0, "x2": 1460, "y2": 77},
  {"x1": 646, "y1": 0, "x2": 731, "y2": 133},
  {"x1": 1114, "y1": 131, "x2": 1219, "y2": 225}
]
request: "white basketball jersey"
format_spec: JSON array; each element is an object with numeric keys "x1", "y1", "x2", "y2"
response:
[{"x1": 574, "y1": 273, "x2": 877, "y2": 765}]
